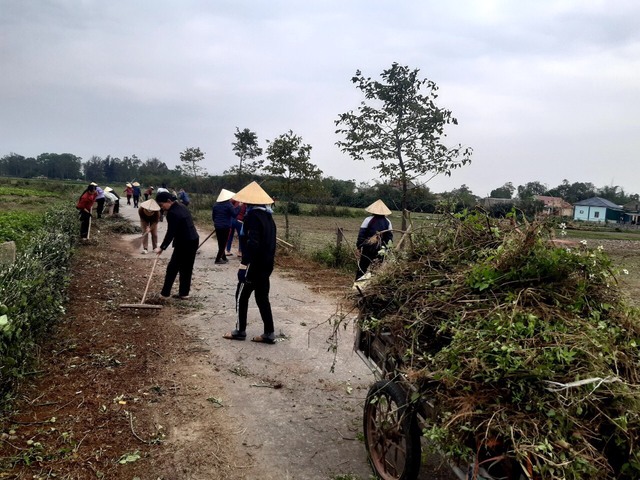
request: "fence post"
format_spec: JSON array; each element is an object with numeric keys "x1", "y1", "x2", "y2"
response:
[{"x1": 336, "y1": 227, "x2": 344, "y2": 250}]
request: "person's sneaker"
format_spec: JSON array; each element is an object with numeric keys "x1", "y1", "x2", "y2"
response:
[
  {"x1": 214, "y1": 259, "x2": 226, "y2": 265},
  {"x1": 141, "y1": 249, "x2": 148, "y2": 254},
  {"x1": 226, "y1": 251, "x2": 233, "y2": 256}
]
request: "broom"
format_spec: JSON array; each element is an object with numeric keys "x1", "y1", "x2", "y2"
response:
[{"x1": 120, "y1": 254, "x2": 162, "y2": 310}]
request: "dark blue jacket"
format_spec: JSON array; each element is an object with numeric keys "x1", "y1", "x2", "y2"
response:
[
  {"x1": 212, "y1": 200, "x2": 238, "y2": 229},
  {"x1": 240, "y1": 207, "x2": 277, "y2": 282}
]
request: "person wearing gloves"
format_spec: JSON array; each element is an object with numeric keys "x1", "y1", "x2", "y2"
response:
[
  {"x1": 76, "y1": 183, "x2": 98, "y2": 240},
  {"x1": 154, "y1": 191, "x2": 199, "y2": 300},
  {"x1": 138, "y1": 199, "x2": 161, "y2": 254},
  {"x1": 223, "y1": 181, "x2": 277, "y2": 344},
  {"x1": 355, "y1": 199, "x2": 393, "y2": 280},
  {"x1": 211, "y1": 189, "x2": 238, "y2": 264}
]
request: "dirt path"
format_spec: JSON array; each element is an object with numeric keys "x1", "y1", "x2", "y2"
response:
[
  {"x1": 121, "y1": 204, "x2": 378, "y2": 479},
  {"x1": 2, "y1": 203, "x2": 455, "y2": 480}
]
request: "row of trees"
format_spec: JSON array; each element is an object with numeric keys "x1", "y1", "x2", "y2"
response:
[
  {"x1": 2, "y1": 63, "x2": 636, "y2": 217},
  {"x1": 490, "y1": 180, "x2": 639, "y2": 206}
]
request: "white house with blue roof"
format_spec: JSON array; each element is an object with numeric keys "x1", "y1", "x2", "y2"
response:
[{"x1": 573, "y1": 197, "x2": 624, "y2": 223}]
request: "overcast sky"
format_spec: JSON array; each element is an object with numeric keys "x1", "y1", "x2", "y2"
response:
[{"x1": 1, "y1": 0, "x2": 639, "y2": 197}]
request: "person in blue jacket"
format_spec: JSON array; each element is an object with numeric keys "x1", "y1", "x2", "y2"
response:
[
  {"x1": 132, "y1": 182, "x2": 142, "y2": 208},
  {"x1": 211, "y1": 189, "x2": 238, "y2": 264}
]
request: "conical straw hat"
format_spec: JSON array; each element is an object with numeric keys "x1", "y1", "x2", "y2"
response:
[
  {"x1": 216, "y1": 188, "x2": 236, "y2": 202},
  {"x1": 365, "y1": 199, "x2": 392, "y2": 216},
  {"x1": 139, "y1": 199, "x2": 161, "y2": 211},
  {"x1": 233, "y1": 181, "x2": 273, "y2": 205},
  {"x1": 132, "y1": 181, "x2": 140, "y2": 186}
]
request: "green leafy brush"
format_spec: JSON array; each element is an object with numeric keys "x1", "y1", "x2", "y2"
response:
[{"x1": 355, "y1": 210, "x2": 640, "y2": 480}]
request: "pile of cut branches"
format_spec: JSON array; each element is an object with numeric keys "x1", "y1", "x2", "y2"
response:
[{"x1": 355, "y1": 211, "x2": 640, "y2": 480}]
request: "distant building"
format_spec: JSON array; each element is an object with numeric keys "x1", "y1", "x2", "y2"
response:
[
  {"x1": 533, "y1": 195, "x2": 573, "y2": 217},
  {"x1": 573, "y1": 197, "x2": 623, "y2": 223},
  {"x1": 623, "y1": 201, "x2": 640, "y2": 225}
]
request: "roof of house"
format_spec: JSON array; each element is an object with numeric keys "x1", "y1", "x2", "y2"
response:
[
  {"x1": 573, "y1": 196, "x2": 622, "y2": 210},
  {"x1": 623, "y1": 201, "x2": 640, "y2": 212},
  {"x1": 533, "y1": 195, "x2": 572, "y2": 209}
]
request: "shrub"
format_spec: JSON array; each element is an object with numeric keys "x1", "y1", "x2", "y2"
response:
[
  {"x1": 0, "y1": 205, "x2": 77, "y2": 404},
  {"x1": 311, "y1": 244, "x2": 356, "y2": 272},
  {"x1": 309, "y1": 204, "x2": 357, "y2": 217},
  {"x1": 353, "y1": 211, "x2": 640, "y2": 479},
  {"x1": 274, "y1": 201, "x2": 300, "y2": 215}
]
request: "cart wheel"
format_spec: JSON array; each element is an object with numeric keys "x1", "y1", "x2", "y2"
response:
[{"x1": 363, "y1": 380, "x2": 421, "y2": 480}]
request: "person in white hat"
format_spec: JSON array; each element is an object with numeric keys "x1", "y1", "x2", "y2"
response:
[
  {"x1": 211, "y1": 189, "x2": 239, "y2": 264},
  {"x1": 355, "y1": 199, "x2": 393, "y2": 280},
  {"x1": 223, "y1": 181, "x2": 277, "y2": 344},
  {"x1": 103, "y1": 187, "x2": 120, "y2": 216},
  {"x1": 138, "y1": 199, "x2": 161, "y2": 253}
]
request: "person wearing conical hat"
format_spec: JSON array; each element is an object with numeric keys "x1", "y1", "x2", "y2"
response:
[
  {"x1": 131, "y1": 182, "x2": 142, "y2": 207},
  {"x1": 103, "y1": 187, "x2": 120, "y2": 217},
  {"x1": 355, "y1": 199, "x2": 393, "y2": 280},
  {"x1": 223, "y1": 181, "x2": 277, "y2": 344},
  {"x1": 212, "y1": 189, "x2": 238, "y2": 264},
  {"x1": 124, "y1": 183, "x2": 133, "y2": 206},
  {"x1": 138, "y1": 199, "x2": 161, "y2": 254}
]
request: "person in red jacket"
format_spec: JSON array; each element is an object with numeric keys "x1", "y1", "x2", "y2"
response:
[{"x1": 76, "y1": 183, "x2": 98, "y2": 240}]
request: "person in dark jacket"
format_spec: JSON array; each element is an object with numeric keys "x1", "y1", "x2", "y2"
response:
[
  {"x1": 211, "y1": 189, "x2": 238, "y2": 264},
  {"x1": 355, "y1": 199, "x2": 393, "y2": 280},
  {"x1": 223, "y1": 181, "x2": 277, "y2": 344},
  {"x1": 154, "y1": 191, "x2": 200, "y2": 299}
]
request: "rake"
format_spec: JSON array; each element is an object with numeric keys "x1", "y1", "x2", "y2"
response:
[{"x1": 119, "y1": 254, "x2": 162, "y2": 310}]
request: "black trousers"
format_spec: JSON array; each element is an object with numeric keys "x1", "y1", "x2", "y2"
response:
[
  {"x1": 161, "y1": 239, "x2": 198, "y2": 297},
  {"x1": 215, "y1": 227, "x2": 230, "y2": 261},
  {"x1": 133, "y1": 195, "x2": 140, "y2": 207},
  {"x1": 235, "y1": 277, "x2": 274, "y2": 335},
  {"x1": 95, "y1": 198, "x2": 105, "y2": 218},
  {"x1": 356, "y1": 247, "x2": 380, "y2": 280},
  {"x1": 79, "y1": 211, "x2": 92, "y2": 239}
]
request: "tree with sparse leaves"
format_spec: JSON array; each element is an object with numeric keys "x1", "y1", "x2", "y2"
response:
[
  {"x1": 227, "y1": 127, "x2": 263, "y2": 177},
  {"x1": 335, "y1": 62, "x2": 472, "y2": 229},
  {"x1": 179, "y1": 147, "x2": 207, "y2": 179},
  {"x1": 263, "y1": 130, "x2": 322, "y2": 239}
]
